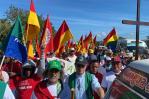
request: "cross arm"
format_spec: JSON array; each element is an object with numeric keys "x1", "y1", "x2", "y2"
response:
[{"x1": 122, "y1": 20, "x2": 149, "y2": 26}]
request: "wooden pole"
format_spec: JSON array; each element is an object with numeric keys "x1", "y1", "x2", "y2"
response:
[
  {"x1": 135, "y1": 0, "x2": 140, "y2": 60},
  {"x1": 71, "y1": 88, "x2": 75, "y2": 99},
  {"x1": 0, "y1": 56, "x2": 6, "y2": 69}
]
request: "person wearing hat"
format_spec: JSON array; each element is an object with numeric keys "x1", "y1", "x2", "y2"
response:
[
  {"x1": 101, "y1": 56, "x2": 122, "y2": 92},
  {"x1": 68, "y1": 48, "x2": 77, "y2": 64},
  {"x1": 68, "y1": 55, "x2": 104, "y2": 99},
  {"x1": 13, "y1": 59, "x2": 42, "y2": 99},
  {"x1": 31, "y1": 60, "x2": 70, "y2": 99},
  {"x1": 112, "y1": 56, "x2": 123, "y2": 75},
  {"x1": 0, "y1": 69, "x2": 15, "y2": 99},
  {"x1": 87, "y1": 49, "x2": 95, "y2": 62},
  {"x1": 98, "y1": 56, "x2": 112, "y2": 78}
]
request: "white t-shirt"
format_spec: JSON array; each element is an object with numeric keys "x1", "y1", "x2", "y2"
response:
[
  {"x1": 47, "y1": 83, "x2": 58, "y2": 97},
  {"x1": 101, "y1": 71, "x2": 116, "y2": 90},
  {"x1": 68, "y1": 55, "x2": 77, "y2": 64},
  {"x1": 98, "y1": 66, "x2": 106, "y2": 77}
]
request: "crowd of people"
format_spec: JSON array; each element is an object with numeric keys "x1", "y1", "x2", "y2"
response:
[{"x1": 0, "y1": 46, "x2": 149, "y2": 99}]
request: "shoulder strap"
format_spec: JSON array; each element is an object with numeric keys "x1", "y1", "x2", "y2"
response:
[
  {"x1": 68, "y1": 72, "x2": 76, "y2": 89},
  {"x1": 85, "y1": 72, "x2": 94, "y2": 99},
  {"x1": 0, "y1": 81, "x2": 7, "y2": 99},
  {"x1": 57, "y1": 79, "x2": 63, "y2": 97}
]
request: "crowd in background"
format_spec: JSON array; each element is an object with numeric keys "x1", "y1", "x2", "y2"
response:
[{"x1": 0, "y1": 45, "x2": 149, "y2": 99}]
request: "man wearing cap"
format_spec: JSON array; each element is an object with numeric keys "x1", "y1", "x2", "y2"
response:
[
  {"x1": 0, "y1": 69, "x2": 15, "y2": 99},
  {"x1": 101, "y1": 56, "x2": 122, "y2": 92},
  {"x1": 86, "y1": 49, "x2": 95, "y2": 62},
  {"x1": 31, "y1": 60, "x2": 70, "y2": 99},
  {"x1": 68, "y1": 55, "x2": 104, "y2": 99}
]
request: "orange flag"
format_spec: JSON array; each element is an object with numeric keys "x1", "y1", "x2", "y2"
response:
[
  {"x1": 26, "y1": 0, "x2": 40, "y2": 41},
  {"x1": 54, "y1": 20, "x2": 73, "y2": 54},
  {"x1": 40, "y1": 16, "x2": 53, "y2": 57}
]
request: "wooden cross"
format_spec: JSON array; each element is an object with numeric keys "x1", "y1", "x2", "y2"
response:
[{"x1": 122, "y1": 0, "x2": 149, "y2": 60}]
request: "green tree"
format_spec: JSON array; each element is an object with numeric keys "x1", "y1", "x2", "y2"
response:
[
  {"x1": 5, "y1": 5, "x2": 45, "y2": 32},
  {"x1": 0, "y1": 19, "x2": 11, "y2": 42},
  {"x1": 3, "y1": 5, "x2": 56, "y2": 42}
]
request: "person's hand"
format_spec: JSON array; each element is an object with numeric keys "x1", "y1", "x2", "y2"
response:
[
  {"x1": 9, "y1": 72, "x2": 16, "y2": 77},
  {"x1": 0, "y1": 70, "x2": 4, "y2": 81}
]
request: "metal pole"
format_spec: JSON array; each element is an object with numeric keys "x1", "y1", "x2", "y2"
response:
[{"x1": 135, "y1": 0, "x2": 140, "y2": 60}]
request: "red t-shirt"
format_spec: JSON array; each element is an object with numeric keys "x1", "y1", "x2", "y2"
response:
[
  {"x1": 2, "y1": 61, "x2": 22, "y2": 90},
  {"x1": 15, "y1": 74, "x2": 41, "y2": 99}
]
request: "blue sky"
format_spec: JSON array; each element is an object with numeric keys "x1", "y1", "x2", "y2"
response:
[{"x1": 0, "y1": 0, "x2": 149, "y2": 41}]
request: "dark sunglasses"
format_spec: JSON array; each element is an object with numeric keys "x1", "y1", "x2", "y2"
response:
[{"x1": 76, "y1": 64, "x2": 86, "y2": 68}]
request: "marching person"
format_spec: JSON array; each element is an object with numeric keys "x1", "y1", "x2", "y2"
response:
[
  {"x1": 31, "y1": 60, "x2": 70, "y2": 99},
  {"x1": 68, "y1": 48, "x2": 77, "y2": 64},
  {"x1": 14, "y1": 59, "x2": 43, "y2": 99},
  {"x1": 88, "y1": 55, "x2": 104, "y2": 99},
  {"x1": 68, "y1": 55, "x2": 104, "y2": 99},
  {"x1": 101, "y1": 56, "x2": 122, "y2": 92}
]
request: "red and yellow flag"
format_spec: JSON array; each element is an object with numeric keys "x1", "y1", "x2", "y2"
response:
[
  {"x1": 84, "y1": 32, "x2": 93, "y2": 44},
  {"x1": 28, "y1": 40, "x2": 34, "y2": 59},
  {"x1": 90, "y1": 35, "x2": 97, "y2": 49},
  {"x1": 35, "y1": 36, "x2": 41, "y2": 57},
  {"x1": 40, "y1": 16, "x2": 53, "y2": 56},
  {"x1": 77, "y1": 35, "x2": 86, "y2": 52},
  {"x1": 54, "y1": 20, "x2": 73, "y2": 54},
  {"x1": 84, "y1": 32, "x2": 93, "y2": 49},
  {"x1": 26, "y1": 0, "x2": 40, "y2": 41}
]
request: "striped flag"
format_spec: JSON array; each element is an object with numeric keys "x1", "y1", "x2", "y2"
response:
[
  {"x1": 103, "y1": 28, "x2": 118, "y2": 51},
  {"x1": 54, "y1": 20, "x2": 73, "y2": 54},
  {"x1": 26, "y1": 0, "x2": 40, "y2": 41}
]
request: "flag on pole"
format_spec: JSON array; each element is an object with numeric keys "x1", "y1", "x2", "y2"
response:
[
  {"x1": 35, "y1": 36, "x2": 41, "y2": 57},
  {"x1": 26, "y1": 0, "x2": 40, "y2": 41},
  {"x1": 40, "y1": 16, "x2": 53, "y2": 56},
  {"x1": 84, "y1": 32, "x2": 93, "y2": 43},
  {"x1": 103, "y1": 28, "x2": 118, "y2": 51},
  {"x1": 90, "y1": 35, "x2": 97, "y2": 49},
  {"x1": 27, "y1": 40, "x2": 34, "y2": 59},
  {"x1": 54, "y1": 20, "x2": 73, "y2": 54},
  {"x1": 3, "y1": 16, "x2": 27, "y2": 63},
  {"x1": 84, "y1": 32, "x2": 93, "y2": 49},
  {"x1": 92, "y1": 35, "x2": 96, "y2": 44}
]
